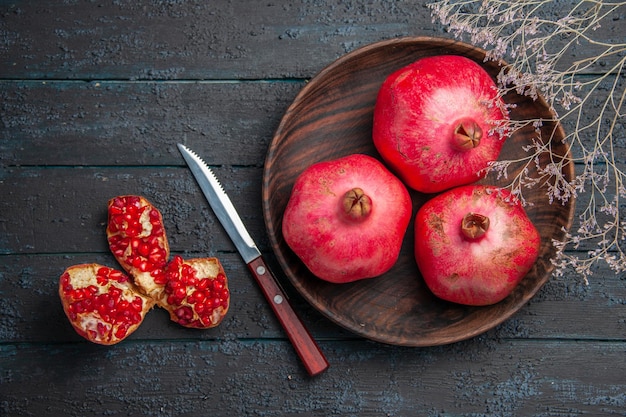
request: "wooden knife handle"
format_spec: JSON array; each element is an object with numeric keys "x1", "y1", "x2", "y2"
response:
[{"x1": 247, "y1": 256, "x2": 329, "y2": 376}]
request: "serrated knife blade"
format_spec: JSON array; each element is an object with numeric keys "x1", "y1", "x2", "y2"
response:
[{"x1": 177, "y1": 144, "x2": 329, "y2": 376}]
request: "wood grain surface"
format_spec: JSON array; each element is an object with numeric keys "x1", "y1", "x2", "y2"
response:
[{"x1": 1, "y1": 1, "x2": 625, "y2": 416}]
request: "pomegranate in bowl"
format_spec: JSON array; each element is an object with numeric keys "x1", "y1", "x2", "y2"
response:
[
  {"x1": 282, "y1": 154, "x2": 412, "y2": 284},
  {"x1": 414, "y1": 185, "x2": 541, "y2": 306},
  {"x1": 373, "y1": 54, "x2": 509, "y2": 193}
]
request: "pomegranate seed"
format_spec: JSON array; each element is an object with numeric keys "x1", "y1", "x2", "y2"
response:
[
  {"x1": 131, "y1": 297, "x2": 143, "y2": 312},
  {"x1": 175, "y1": 306, "x2": 193, "y2": 320},
  {"x1": 138, "y1": 260, "x2": 149, "y2": 272},
  {"x1": 167, "y1": 279, "x2": 182, "y2": 290},
  {"x1": 189, "y1": 291, "x2": 205, "y2": 304},
  {"x1": 126, "y1": 204, "x2": 138, "y2": 216},
  {"x1": 115, "y1": 324, "x2": 129, "y2": 339},
  {"x1": 82, "y1": 298, "x2": 93, "y2": 310},
  {"x1": 130, "y1": 238, "x2": 141, "y2": 250},
  {"x1": 152, "y1": 276, "x2": 167, "y2": 286},
  {"x1": 148, "y1": 252, "x2": 164, "y2": 265},
  {"x1": 126, "y1": 225, "x2": 141, "y2": 237},
  {"x1": 137, "y1": 242, "x2": 151, "y2": 257},
  {"x1": 109, "y1": 270, "x2": 127, "y2": 283},
  {"x1": 175, "y1": 287, "x2": 186, "y2": 301},
  {"x1": 97, "y1": 322, "x2": 107, "y2": 336}
]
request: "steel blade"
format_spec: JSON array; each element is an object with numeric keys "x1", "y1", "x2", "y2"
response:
[{"x1": 177, "y1": 143, "x2": 261, "y2": 263}]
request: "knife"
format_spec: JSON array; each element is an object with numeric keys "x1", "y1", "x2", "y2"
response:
[{"x1": 177, "y1": 144, "x2": 329, "y2": 377}]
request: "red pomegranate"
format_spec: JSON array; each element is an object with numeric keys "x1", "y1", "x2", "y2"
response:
[
  {"x1": 282, "y1": 154, "x2": 412, "y2": 283},
  {"x1": 373, "y1": 55, "x2": 509, "y2": 193},
  {"x1": 414, "y1": 185, "x2": 541, "y2": 306},
  {"x1": 59, "y1": 264, "x2": 154, "y2": 345}
]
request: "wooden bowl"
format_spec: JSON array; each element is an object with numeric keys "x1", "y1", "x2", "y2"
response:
[{"x1": 262, "y1": 37, "x2": 575, "y2": 346}]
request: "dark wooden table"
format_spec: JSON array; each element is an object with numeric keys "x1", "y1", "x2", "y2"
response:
[{"x1": 2, "y1": 2, "x2": 625, "y2": 416}]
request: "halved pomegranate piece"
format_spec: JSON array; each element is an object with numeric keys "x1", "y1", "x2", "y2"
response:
[
  {"x1": 59, "y1": 264, "x2": 155, "y2": 345},
  {"x1": 106, "y1": 195, "x2": 170, "y2": 299},
  {"x1": 159, "y1": 256, "x2": 230, "y2": 329}
]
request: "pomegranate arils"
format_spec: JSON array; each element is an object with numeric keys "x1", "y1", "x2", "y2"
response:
[
  {"x1": 59, "y1": 264, "x2": 154, "y2": 345},
  {"x1": 106, "y1": 197, "x2": 230, "y2": 329},
  {"x1": 159, "y1": 256, "x2": 230, "y2": 329},
  {"x1": 61, "y1": 195, "x2": 231, "y2": 345},
  {"x1": 106, "y1": 195, "x2": 170, "y2": 299}
]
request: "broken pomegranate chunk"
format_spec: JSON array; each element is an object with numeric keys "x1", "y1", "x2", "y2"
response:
[
  {"x1": 160, "y1": 255, "x2": 230, "y2": 329},
  {"x1": 106, "y1": 195, "x2": 170, "y2": 299},
  {"x1": 60, "y1": 195, "x2": 231, "y2": 344},
  {"x1": 58, "y1": 264, "x2": 155, "y2": 345},
  {"x1": 105, "y1": 195, "x2": 230, "y2": 329}
]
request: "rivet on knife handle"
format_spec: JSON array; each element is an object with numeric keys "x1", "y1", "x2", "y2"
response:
[
  {"x1": 176, "y1": 144, "x2": 329, "y2": 376},
  {"x1": 247, "y1": 256, "x2": 329, "y2": 376}
]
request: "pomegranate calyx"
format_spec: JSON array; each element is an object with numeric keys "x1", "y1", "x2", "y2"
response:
[
  {"x1": 461, "y1": 212, "x2": 490, "y2": 240},
  {"x1": 342, "y1": 187, "x2": 372, "y2": 221},
  {"x1": 452, "y1": 118, "x2": 483, "y2": 151}
]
